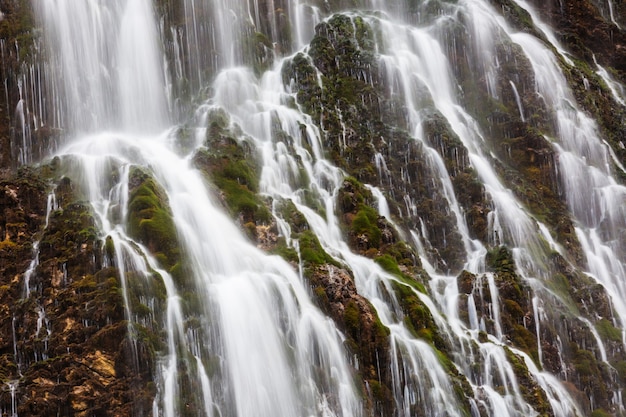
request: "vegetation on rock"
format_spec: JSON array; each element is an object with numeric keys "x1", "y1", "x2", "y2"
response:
[
  {"x1": 0, "y1": 161, "x2": 158, "y2": 416},
  {"x1": 1, "y1": 1, "x2": 626, "y2": 416}
]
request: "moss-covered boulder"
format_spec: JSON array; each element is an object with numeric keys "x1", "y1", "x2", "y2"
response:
[{"x1": 127, "y1": 167, "x2": 180, "y2": 269}]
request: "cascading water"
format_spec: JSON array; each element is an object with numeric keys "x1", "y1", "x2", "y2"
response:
[
  {"x1": 9, "y1": 0, "x2": 626, "y2": 415},
  {"x1": 31, "y1": 1, "x2": 362, "y2": 416},
  {"x1": 35, "y1": 0, "x2": 168, "y2": 133}
]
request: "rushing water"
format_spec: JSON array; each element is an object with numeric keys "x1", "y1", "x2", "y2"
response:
[{"x1": 15, "y1": 0, "x2": 626, "y2": 415}]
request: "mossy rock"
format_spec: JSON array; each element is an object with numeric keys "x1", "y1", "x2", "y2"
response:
[
  {"x1": 127, "y1": 167, "x2": 180, "y2": 271},
  {"x1": 193, "y1": 111, "x2": 270, "y2": 226},
  {"x1": 300, "y1": 262, "x2": 392, "y2": 415},
  {"x1": 391, "y1": 280, "x2": 447, "y2": 353},
  {"x1": 376, "y1": 254, "x2": 427, "y2": 293},
  {"x1": 503, "y1": 347, "x2": 553, "y2": 416},
  {"x1": 274, "y1": 199, "x2": 310, "y2": 233},
  {"x1": 352, "y1": 205, "x2": 383, "y2": 248},
  {"x1": 270, "y1": 236, "x2": 299, "y2": 263},
  {"x1": 337, "y1": 177, "x2": 384, "y2": 253},
  {"x1": 590, "y1": 409, "x2": 612, "y2": 417},
  {"x1": 595, "y1": 318, "x2": 622, "y2": 343},
  {"x1": 297, "y1": 229, "x2": 338, "y2": 266},
  {"x1": 570, "y1": 345, "x2": 610, "y2": 407}
]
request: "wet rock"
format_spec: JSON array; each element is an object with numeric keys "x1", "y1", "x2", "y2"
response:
[
  {"x1": 0, "y1": 166, "x2": 155, "y2": 416},
  {"x1": 307, "y1": 263, "x2": 393, "y2": 415}
]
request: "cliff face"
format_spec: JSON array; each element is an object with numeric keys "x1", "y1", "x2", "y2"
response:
[
  {"x1": 0, "y1": 0, "x2": 30, "y2": 172},
  {"x1": 0, "y1": 166, "x2": 156, "y2": 415},
  {"x1": 527, "y1": 0, "x2": 626, "y2": 158},
  {"x1": 0, "y1": 5, "x2": 156, "y2": 415},
  {"x1": 1, "y1": 0, "x2": 626, "y2": 416}
]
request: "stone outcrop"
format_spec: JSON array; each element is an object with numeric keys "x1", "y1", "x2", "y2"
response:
[
  {"x1": 0, "y1": 166, "x2": 154, "y2": 416},
  {"x1": 0, "y1": 0, "x2": 625, "y2": 416}
]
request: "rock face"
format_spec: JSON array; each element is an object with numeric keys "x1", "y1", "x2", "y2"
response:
[
  {"x1": 0, "y1": 0, "x2": 31, "y2": 172},
  {"x1": 0, "y1": 0, "x2": 625, "y2": 416},
  {"x1": 526, "y1": 0, "x2": 626, "y2": 162},
  {"x1": 0, "y1": 167, "x2": 154, "y2": 416}
]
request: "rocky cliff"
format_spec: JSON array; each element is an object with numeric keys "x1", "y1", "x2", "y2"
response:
[{"x1": 1, "y1": 0, "x2": 626, "y2": 416}]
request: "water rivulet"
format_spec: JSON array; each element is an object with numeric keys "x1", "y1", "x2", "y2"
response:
[{"x1": 1, "y1": 0, "x2": 625, "y2": 416}]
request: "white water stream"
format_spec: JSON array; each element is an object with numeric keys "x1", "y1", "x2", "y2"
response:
[{"x1": 34, "y1": 1, "x2": 362, "y2": 417}]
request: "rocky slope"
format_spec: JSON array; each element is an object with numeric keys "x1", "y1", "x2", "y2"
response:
[{"x1": 0, "y1": 0, "x2": 625, "y2": 416}]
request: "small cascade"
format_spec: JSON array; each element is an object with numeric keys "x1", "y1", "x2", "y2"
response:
[
  {"x1": 58, "y1": 137, "x2": 200, "y2": 416},
  {"x1": 206, "y1": 56, "x2": 469, "y2": 417},
  {"x1": 11, "y1": 316, "x2": 20, "y2": 376},
  {"x1": 512, "y1": 26, "x2": 626, "y2": 339},
  {"x1": 594, "y1": 56, "x2": 626, "y2": 106},
  {"x1": 365, "y1": 184, "x2": 394, "y2": 224},
  {"x1": 607, "y1": 0, "x2": 621, "y2": 28},
  {"x1": 23, "y1": 191, "x2": 56, "y2": 298},
  {"x1": 531, "y1": 296, "x2": 543, "y2": 365},
  {"x1": 7, "y1": 381, "x2": 18, "y2": 417},
  {"x1": 580, "y1": 317, "x2": 609, "y2": 363},
  {"x1": 291, "y1": 0, "x2": 324, "y2": 50},
  {"x1": 35, "y1": 0, "x2": 365, "y2": 407},
  {"x1": 508, "y1": 0, "x2": 574, "y2": 65},
  {"x1": 14, "y1": 80, "x2": 32, "y2": 165},
  {"x1": 509, "y1": 81, "x2": 525, "y2": 122}
]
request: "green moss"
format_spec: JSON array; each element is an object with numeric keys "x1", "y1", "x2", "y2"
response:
[
  {"x1": 131, "y1": 321, "x2": 165, "y2": 357},
  {"x1": 275, "y1": 200, "x2": 310, "y2": 233},
  {"x1": 0, "y1": 0, "x2": 36, "y2": 60},
  {"x1": 270, "y1": 237, "x2": 299, "y2": 263},
  {"x1": 573, "y1": 349, "x2": 598, "y2": 376},
  {"x1": 281, "y1": 52, "x2": 323, "y2": 117},
  {"x1": 104, "y1": 236, "x2": 115, "y2": 262},
  {"x1": 314, "y1": 286, "x2": 329, "y2": 307},
  {"x1": 78, "y1": 226, "x2": 98, "y2": 242},
  {"x1": 568, "y1": 343, "x2": 609, "y2": 409},
  {"x1": 509, "y1": 323, "x2": 539, "y2": 364},
  {"x1": 193, "y1": 112, "x2": 270, "y2": 226},
  {"x1": 376, "y1": 254, "x2": 427, "y2": 294},
  {"x1": 352, "y1": 206, "x2": 382, "y2": 247},
  {"x1": 367, "y1": 379, "x2": 385, "y2": 402},
  {"x1": 614, "y1": 360, "x2": 626, "y2": 383},
  {"x1": 169, "y1": 262, "x2": 193, "y2": 291},
  {"x1": 486, "y1": 246, "x2": 516, "y2": 274},
  {"x1": 374, "y1": 254, "x2": 402, "y2": 276},
  {"x1": 127, "y1": 167, "x2": 180, "y2": 270},
  {"x1": 298, "y1": 230, "x2": 338, "y2": 267},
  {"x1": 590, "y1": 409, "x2": 611, "y2": 417},
  {"x1": 595, "y1": 318, "x2": 622, "y2": 343},
  {"x1": 547, "y1": 271, "x2": 571, "y2": 297},
  {"x1": 133, "y1": 302, "x2": 152, "y2": 318},
  {"x1": 74, "y1": 274, "x2": 97, "y2": 293},
  {"x1": 484, "y1": 246, "x2": 543, "y2": 364},
  {"x1": 344, "y1": 300, "x2": 361, "y2": 337},
  {"x1": 504, "y1": 347, "x2": 552, "y2": 416},
  {"x1": 383, "y1": 242, "x2": 417, "y2": 268},
  {"x1": 217, "y1": 175, "x2": 270, "y2": 223},
  {"x1": 391, "y1": 281, "x2": 445, "y2": 351},
  {"x1": 487, "y1": 0, "x2": 536, "y2": 33}
]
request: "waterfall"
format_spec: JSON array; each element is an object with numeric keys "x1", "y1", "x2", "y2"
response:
[
  {"x1": 9, "y1": 0, "x2": 626, "y2": 415},
  {"x1": 34, "y1": 0, "x2": 168, "y2": 133}
]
